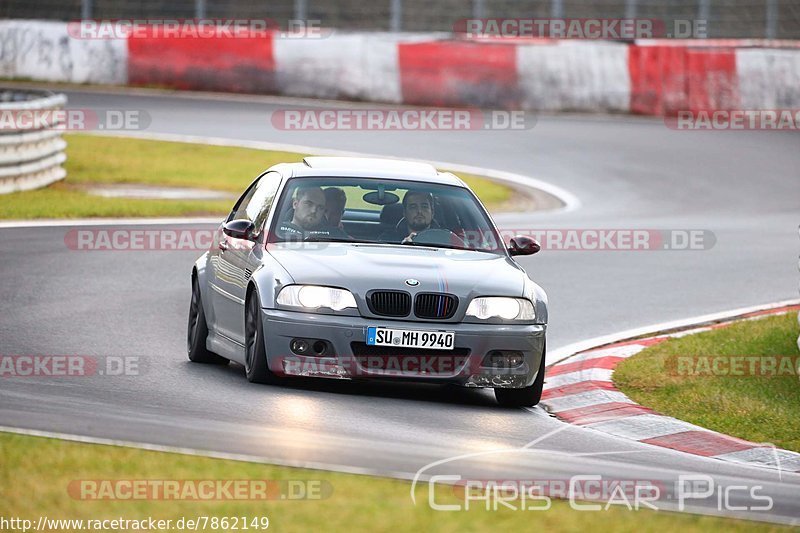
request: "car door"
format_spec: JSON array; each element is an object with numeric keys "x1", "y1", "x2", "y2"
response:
[
  {"x1": 208, "y1": 176, "x2": 261, "y2": 345},
  {"x1": 213, "y1": 171, "x2": 283, "y2": 344}
]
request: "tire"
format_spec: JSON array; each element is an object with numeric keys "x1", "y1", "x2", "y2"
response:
[
  {"x1": 494, "y1": 340, "x2": 546, "y2": 407},
  {"x1": 244, "y1": 290, "x2": 280, "y2": 384},
  {"x1": 188, "y1": 276, "x2": 228, "y2": 365}
]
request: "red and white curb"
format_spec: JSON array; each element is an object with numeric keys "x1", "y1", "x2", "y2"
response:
[{"x1": 540, "y1": 304, "x2": 800, "y2": 473}]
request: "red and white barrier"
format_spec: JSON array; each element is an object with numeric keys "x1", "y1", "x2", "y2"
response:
[
  {"x1": 736, "y1": 48, "x2": 800, "y2": 108},
  {"x1": 0, "y1": 20, "x2": 127, "y2": 84},
  {"x1": 127, "y1": 24, "x2": 275, "y2": 93},
  {"x1": 398, "y1": 39, "x2": 519, "y2": 108},
  {"x1": 273, "y1": 33, "x2": 419, "y2": 103},
  {"x1": 1, "y1": 20, "x2": 799, "y2": 116},
  {"x1": 517, "y1": 40, "x2": 631, "y2": 112}
]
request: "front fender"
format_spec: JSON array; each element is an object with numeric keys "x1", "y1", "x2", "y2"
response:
[
  {"x1": 247, "y1": 248, "x2": 295, "y2": 309},
  {"x1": 523, "y1": 278, "x2": 548, "y2": 325}
]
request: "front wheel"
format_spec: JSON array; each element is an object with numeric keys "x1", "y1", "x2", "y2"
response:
[
  {"x1": 188, "y1": 276, "x2": 228, "y2": 365},
  {"x1": 494, "y1": 341, "x2": 546, "y2": 407},
  {"x1": 244, "y1": 291, "x2": 280, "y2": 384}
]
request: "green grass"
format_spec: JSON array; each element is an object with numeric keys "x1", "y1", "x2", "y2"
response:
[
  {"x1": 614, "y1": 312, "x2": 800, "y2": 452},
  {"x1": 0, "y1": 183, "x2": 233, "y2": 219},
  {"x1": 0, "y1": 134, "x2": 511, "y2": 219},
  {"x1": 62, "y1": 135, "x2": 299, "y2": 193},
  {"x1": 0, "y1": 432, "x2": 783, "y2": 532}
]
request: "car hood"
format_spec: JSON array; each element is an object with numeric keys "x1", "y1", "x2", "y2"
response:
[{"x1": 267, "y1": 242, "x2": 527, "y2": 298}]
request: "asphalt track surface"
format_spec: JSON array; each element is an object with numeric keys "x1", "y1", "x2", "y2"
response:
[{"x1": 1, "y1": 89, "x2": 799, "y2": 523}]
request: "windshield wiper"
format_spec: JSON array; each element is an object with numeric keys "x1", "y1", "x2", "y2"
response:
[
  {"x1": 400, "y1": 241, "x2": 471, "y2": 251},
  {"x1": 302, "y1": 236, "x2": 355, "y2": 243}
]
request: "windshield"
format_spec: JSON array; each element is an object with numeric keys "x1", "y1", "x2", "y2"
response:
[{"x1": 267, "y1": 177, "x2": 505, "y2": 254}]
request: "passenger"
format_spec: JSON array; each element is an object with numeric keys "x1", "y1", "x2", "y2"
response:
[
  {"x1": 279, "y1": 186, "x2": 348, "y2": 240},
  {"x1": 324, "y1": 187, "x2": 347, "y2": 230}
]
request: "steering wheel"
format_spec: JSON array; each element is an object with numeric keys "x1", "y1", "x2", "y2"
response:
[{"x1": 410, "y1": 228, "x2": 466, "y2": 248}]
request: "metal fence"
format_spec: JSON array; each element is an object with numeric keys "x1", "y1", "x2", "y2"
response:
[
  {"x1": 0, "y1": 90, "x2": 67, "y2": 195},
  {"x1": 1, "y1": 0, "x2": 799, "y2": 38}
]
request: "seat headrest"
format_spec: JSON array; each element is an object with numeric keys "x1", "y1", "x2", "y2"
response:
[{"x1": 380, "y1": 203, "x2": 405, "y2": 226}]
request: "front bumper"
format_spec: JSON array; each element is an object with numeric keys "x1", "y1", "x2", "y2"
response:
[{"x1": 261, "y1": 309, "x2": 546, "y2": 388}]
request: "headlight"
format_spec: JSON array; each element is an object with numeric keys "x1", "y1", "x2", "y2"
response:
[
  {"x1": 277, "y1": 285, "x2": 357, "y2": 312},
  {"x1": 466, "y1": 297, "x2": 535, "y2": 321}
]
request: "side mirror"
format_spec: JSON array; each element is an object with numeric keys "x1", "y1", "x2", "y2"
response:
[
  {"x1": 223, "y1": 219, "x2": 255, "y2": 240},
  {"x1": 508, "y1": 235, "x2": 540, "y2": 256}
]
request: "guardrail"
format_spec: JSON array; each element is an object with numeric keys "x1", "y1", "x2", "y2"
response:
[{"x1": 0, "y1": 89, "x2": 68, "y2": 195}]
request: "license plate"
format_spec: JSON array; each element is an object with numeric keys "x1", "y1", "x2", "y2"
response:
[{"x1": 366, "y1": 327, "x2": 455, "y2": 350}]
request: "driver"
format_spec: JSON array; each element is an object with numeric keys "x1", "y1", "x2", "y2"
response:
[
  {"x1": 379, "y1": 190, "x2": 436, "y2": 244},
  {"x1": 279, "y1": 186, "x2": 348, "y2": 240}
]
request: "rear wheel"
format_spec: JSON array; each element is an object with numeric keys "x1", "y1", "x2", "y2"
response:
[
  {"x1": 244, "y1": 290, "x2": 279, "y2": 384},
  {"x1": 188, "y1": 276, "x2": 228, "y2": 365},
  {"x1": 494, "y1": 340, "x2": 546, "y2": 407}
]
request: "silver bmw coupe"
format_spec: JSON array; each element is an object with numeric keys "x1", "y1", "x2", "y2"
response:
[{"x1": 188, "y1": 157, "x2": 548, "y2": 406}]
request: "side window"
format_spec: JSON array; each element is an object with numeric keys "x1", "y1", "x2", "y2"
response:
[
  {"x1": 229, "y1": 178, "x2": 261, "y2": 222},
  {"x1": 245, "y1": 172, "x2": 282, "y2": 234}
]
